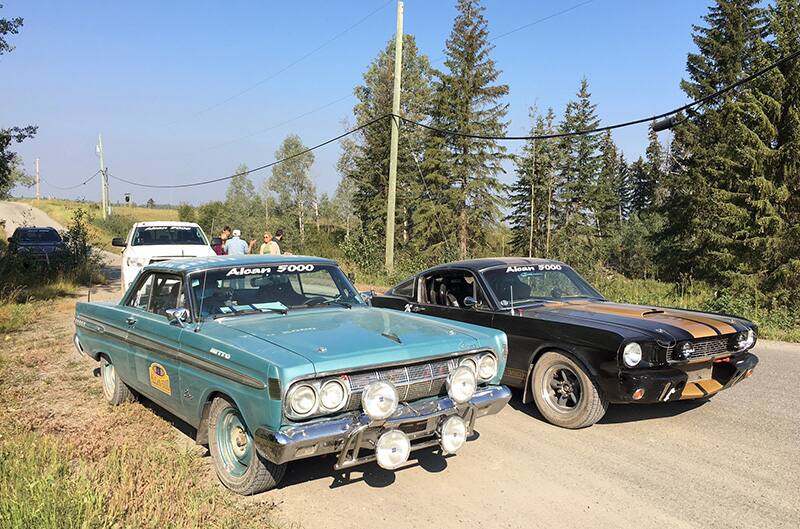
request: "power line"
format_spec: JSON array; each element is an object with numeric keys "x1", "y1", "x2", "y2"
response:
[
  {"x1": 170, "y1": 1, "x2": 391, "y2": 125},
  {"x1": 490, "y1": 0, "x2": 594, "y2": 42},
  {"x1": 399, "y1": 48, "x2": 800, "y2": 141},
  {"x1": 41, "y1": 170, "x2": 101, "y2": 191},
  {"x1": 109, "y1": 114, "x2": 390, "y2": 189}
]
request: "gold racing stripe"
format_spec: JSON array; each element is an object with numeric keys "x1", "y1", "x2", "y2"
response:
[{"x1": 567, "y1": 303, "x2": 719, "y2": 338}]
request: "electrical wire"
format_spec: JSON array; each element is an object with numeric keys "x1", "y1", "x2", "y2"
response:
[
  {"x1": 402, "y1": 48, "x2": 800, "y2": 141},
  {"x1": 41, "y1": 170, "x2": 101, "y2": 191},
  {"x1": 172, "y1": 1, "x2": 391, "y2": 124},
  {"x1": 490, "y1": 0, "x2": 594, "y2": 42},
  {"x1": 109, "y1": 114, "x2": 390, "y2": 189}
]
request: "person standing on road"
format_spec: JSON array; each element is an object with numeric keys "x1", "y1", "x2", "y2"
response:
[
  {"x1": 213, "y1": 228, "x2": 227, "y2": 255},
  {"x1": 259, "y1": 232, "x2": 281, "y2": 255},
  {"x1": 224, "y1": 229, "x2": 249, "y2": 255},
  {"x1": 273, "y1": 229, "x2": 291, "y2": 255}
]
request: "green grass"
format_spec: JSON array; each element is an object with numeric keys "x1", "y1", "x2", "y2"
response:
[{"x1": 0, "y1": 302, "x2": 38, "y2": 334}]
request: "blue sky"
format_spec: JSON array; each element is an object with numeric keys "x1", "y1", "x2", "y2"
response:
[{"x1": 2, "y1": 0, "x2": 712, "y2": 205}]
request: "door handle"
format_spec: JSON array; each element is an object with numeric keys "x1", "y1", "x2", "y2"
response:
[{"x1": 126, "y1": 317, "x2": 137, "y2": 325}]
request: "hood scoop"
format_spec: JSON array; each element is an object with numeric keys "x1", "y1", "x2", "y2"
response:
[{"x1": 642, "y1": 308, "x2": 666, "y2": 317}]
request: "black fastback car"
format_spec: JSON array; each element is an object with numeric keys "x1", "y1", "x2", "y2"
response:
[
  {"x1": 372, "y1": 258, "x2": 759, "y2": 428},
  {"x1": 7, "y1": 227, "x2": 67, "y2": 263}
]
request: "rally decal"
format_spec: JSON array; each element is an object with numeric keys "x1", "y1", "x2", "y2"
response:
[
  {"x1": 225, "y1": 264, "x2": 315, "y2": 276},
  {"x1": 149, "y1": 362, "x2": 172, "y2": 395},
  {"x1": 506, "y1": 264, "x2": 562, "y2": 273}
]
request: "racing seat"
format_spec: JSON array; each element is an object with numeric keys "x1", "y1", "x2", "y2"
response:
[{"x1": 438, "y1": 283, "x2": 459, "y2": 307}]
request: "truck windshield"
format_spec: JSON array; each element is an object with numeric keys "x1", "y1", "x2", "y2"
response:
[
  {"x1": 132, "y1": 226, "x2": 207, "y2": 246},
  {"x1": 482, "y1": 264, "x2": 603, "y2": 307},
  {"x1": 18, "y1": 229, "x2": 61, "y2": 243},
  {"x1": 189, "y1": 263, "x2": 364, "y2": 318}
]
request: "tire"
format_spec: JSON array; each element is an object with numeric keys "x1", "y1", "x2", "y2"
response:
[
  {"x1": 207, "y1": 397, "x2": 286, "y2": 495},
  {"x1": 531, "y1": 351, "x2": 608, "y2": 429},
  {"x1": 100, "y1": 356, "x2": 135, "y2": 405}
]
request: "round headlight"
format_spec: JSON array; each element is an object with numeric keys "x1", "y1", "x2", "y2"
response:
[
  {"x1": 447, "y1": 365, "x2": 477, "y2": 404},
  {"x1": 460, "y1": 357, "x2": 478, "y2": 373},
  {"x1": 319, "y1": 379, "x2": 347, "y2": 411},
  {"x1": 622, "y1": 342, "x2": 643, "y2": 368},
  {"x1": 737, "y1": 329, "x2": 755, "y2": 350},
  {"x1": 361, "y1": 380, "x2": 398, "y2": 421},
  {"x1": 440, "y1": 415, "x2": 467, "y2": 454},
  {"x1": 287, "y1": 384, "x2": 317, "y2": 416},
  {"x1": 375, "y1": 429, "x2": 410, "y2": 470},
  {"x1": 477, "y1": 354, "x2": 498, "y2": 381}
]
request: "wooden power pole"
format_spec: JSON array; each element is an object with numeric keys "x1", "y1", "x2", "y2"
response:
[
  {"x1": 384, "y1": 0, "x2": 404, "y2": 274},
  {"x1": 35, "y1": 158, "x2": 40, "y2": 201}
]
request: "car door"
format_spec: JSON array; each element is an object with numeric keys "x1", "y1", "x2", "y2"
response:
[{"x1": 123, "y1": 271, "x2": 185, "y2": 413}]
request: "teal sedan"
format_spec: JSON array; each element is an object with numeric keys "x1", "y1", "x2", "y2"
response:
[{"x1": 74, "y1": 255, "x2": 511, "y2": 495}]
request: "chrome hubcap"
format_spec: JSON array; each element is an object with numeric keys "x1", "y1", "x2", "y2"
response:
[{"x1": 102, "y1": 362, "x2": 116, "y2": 398}]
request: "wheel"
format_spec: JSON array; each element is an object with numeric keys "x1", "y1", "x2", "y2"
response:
[
  {"x1": 100, "y1": 356, "x2": 135, "y2": 405},
  {"x1": 531, "y1": 351, "x2": 608, "y2": 429},
  {"x1": 207, "y1": 397, "x2": 286, "y2": 495}
]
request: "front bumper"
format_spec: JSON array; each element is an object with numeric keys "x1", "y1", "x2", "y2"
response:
[
  {"x1": 606, "y1": 352, "x2": 758, "y2": 404},
  {"x1": 253, "y1": 385, "x2": 511, "y2": 470}
]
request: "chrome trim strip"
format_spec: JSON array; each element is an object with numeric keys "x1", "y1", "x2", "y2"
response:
[{"x1": 75, "y1": 315, "x2": 266, "y2": 390}]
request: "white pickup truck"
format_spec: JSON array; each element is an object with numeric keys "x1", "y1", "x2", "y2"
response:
[{"x1": 112, "y1": 221, "x2": 219, "y2": 291}]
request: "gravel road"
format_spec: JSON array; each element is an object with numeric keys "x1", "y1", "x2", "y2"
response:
[
  {"x1": 10, "y1": 200, "x2": 796, "y2": 528},
  {"x1": 268, "y1": 339, "x2": 798, "y2": 529},
  {"x1": 0, "y1": 200, "x2": 65, "y2": 235}
]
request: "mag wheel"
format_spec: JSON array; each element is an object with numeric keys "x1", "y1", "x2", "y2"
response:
[
  {"x1": 207, "y1": 397, "x2": 286, "y2": 495},
  {"x1": 100, "y1": 356, "x2": 135, "y2": 405},
  {"x1": 532, "y1": 352, "x2": 608, "y2": 429}
]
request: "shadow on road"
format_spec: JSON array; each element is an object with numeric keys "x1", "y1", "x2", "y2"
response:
[{"x1": 507, "y1": 390, "x2": 708, "y2": 425}]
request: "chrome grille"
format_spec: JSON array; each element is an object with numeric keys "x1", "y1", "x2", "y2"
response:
[
  {"x1": 668, "y1": 335, "x2": 734, "y2": 362},
  {"x1": 341, "y1": 354, "x2": 482, "y2": 412}
]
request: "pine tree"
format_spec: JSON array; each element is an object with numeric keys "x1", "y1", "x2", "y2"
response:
[
  {"x1": 595, "y1": 130, "x2": 621, "y2": 238},
  {"x1": 552, "y1": 78, "x2": 601, "y2": 261},
  {"x1": 346, "y1": 35, "x2": 433, "y2": 245},
  {"x1": 508, "y1": 108, "x2": 557, "y2": 257},
  {"x1": 616, "y1": 154, "x2": 632, "y2": 221},
  {"x1": 422, "y1": 0, "x2": 509, "y2": 259},
  {"x1": 768, "y1": 0, "x2": 800, "y2": 304}
]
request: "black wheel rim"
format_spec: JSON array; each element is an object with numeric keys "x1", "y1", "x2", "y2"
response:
[{"x1": 541, "y1": 363, "x2": 582, "y2": 413}]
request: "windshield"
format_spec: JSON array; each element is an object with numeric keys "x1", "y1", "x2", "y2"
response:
[
  {"x1": 132, "y1": 226, "x2": 207, "y2": 246},
  {"x1": 19, "y1": 229, "x2": 61, "y2": 243},
  {"x1": 482, "y1": 264, "x2": 603, "y2": 307},
  {"x1": 189, "y1": 263, "x2": 364, "y2": 318}
]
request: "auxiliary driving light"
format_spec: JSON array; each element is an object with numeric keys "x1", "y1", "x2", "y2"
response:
[
  {"x1": 362, "y1": 381, "x2": 399, "y2": 421},
  {"x1": 440, "y1": 415, "x2": 467, "y2": 454},
  {"x1": 375, "y1": 429, "x2": 411, "y2": 470},
  {"x1": 447, "y1": 366, "x2": 477, "y2": 404}
]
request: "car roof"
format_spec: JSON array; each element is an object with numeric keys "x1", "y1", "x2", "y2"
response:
[
  {"x1": 17, "y1": 226, "x2": 57, "y2": 232},
  {"x1": 143, "y1": 254, "x2": 338, "y2": 274},
  {"x1": 425, "y1": 257, "x2": 567, "y2": 273},
  {"x1": 132, "y1": 221, "x2": 201, "y2": 228}
]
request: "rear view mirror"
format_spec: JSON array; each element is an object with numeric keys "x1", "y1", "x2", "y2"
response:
[
  {"x1": 347, "y1": 272, "x2": 356, "y2": 283},
  {"x1": 6, "y1": 237, "x2": 11, "y2": 243},
  {"x1": 211, "y1": 237, "x2": 222, "y2": 246},
  {"x1": 360, "y1": 290, "x2": 374, "y2": 305},
  {"x1": 111, "y1": 237, "x2": 126, "y2": 247}
]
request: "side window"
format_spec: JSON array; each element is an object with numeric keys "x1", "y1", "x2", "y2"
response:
[
  {"x1": 393, "y1": 278, "x2": 414, "y2": 299},
  {"x1": 421, "y1": 271, "x2": 484, "y2": 308},
  {"x1": 149, "y1": 274, "x2": 184, "y2": 317},
  {"x1": 127, "y1": 274, "x2": 154, "y2": 311}
]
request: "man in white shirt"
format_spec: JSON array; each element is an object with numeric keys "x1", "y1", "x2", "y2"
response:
[{"x1": 224, "y1": 229, "x2": 249, "y2": 255}]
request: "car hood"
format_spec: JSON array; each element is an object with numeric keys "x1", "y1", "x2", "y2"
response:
[
  {"x1": 217, "y1": 306, "x2": 483, "y2": 375},
  {"x1": 125, "y1": 245, "x2": 215, "y2": 259},
  {"x1": 520, "y1": 300, "x2": 749, "y2": 341}
]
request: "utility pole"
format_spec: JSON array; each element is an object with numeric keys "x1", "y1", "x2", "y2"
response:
[
  {"x1": 35, "y1": 158, "x2": 40, "y2": 201},
  {"x1": 96, "y1": 134, "x2": 107, "y2": 220},
  {"x1": 528, "y1": 139, "x2": 536, "y2": 258},
  {"x1": 384, "y1": 0, "x2": 404, "y2": 274}
]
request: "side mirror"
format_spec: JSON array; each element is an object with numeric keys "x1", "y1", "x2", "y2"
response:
[
  {"x1": 210, "y1": 237, "x2": 222, "y2": 246},
  {"x1": 360, "y1": 290, "x2": 374, "y2": 305},
  {"x1": 347, "y1": 272, "x2": 356, "y2": 283},
  {"x1": 463, "y1": 296, "x2": 479, "y2": 308},
  {"x1": 7, "y1": 237, "x2": 12, "y2": 243},
  {"x1": 111, "y1": 237, "x2": 126, "y2": 247},
  {"x1": 166, "y1": 307, "x2": 190, "y2": 327}
]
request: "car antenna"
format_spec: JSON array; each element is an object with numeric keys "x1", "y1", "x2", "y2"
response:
[
  {"x1": 510, "y1": 285, "x2": 515, "y2": 316},
  {"x1": 195, "y1": 270, "x2": 208, "y2": 333}
]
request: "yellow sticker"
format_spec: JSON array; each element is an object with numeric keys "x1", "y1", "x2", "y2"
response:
[{"x1": 149, "y1": 362, "x2": 171, "y2": 396}]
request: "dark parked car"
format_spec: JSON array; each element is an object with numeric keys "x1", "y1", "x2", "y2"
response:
[
  {"x1": 372, "y1": 257, "x2": 759, "y2": 428},
  {"x1": 7, "y1": 226, "x2": 67, "y2": 264}
]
